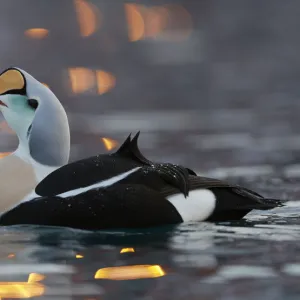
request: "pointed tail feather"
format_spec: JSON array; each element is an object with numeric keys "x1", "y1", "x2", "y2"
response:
[
  {"x1": 255, "y1": 197, "x2": 288, "y2": 210},
  {"x1": 230, "y1": 197, "x2": 288, "y2": 211}
]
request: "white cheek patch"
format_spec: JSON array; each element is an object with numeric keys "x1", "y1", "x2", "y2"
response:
[
  {"x1": 166, "y1": 189, "x2": 216, "y2": 222},
  {"x1": 0, "y1": 95, "x2": 34, "y2": 141}
]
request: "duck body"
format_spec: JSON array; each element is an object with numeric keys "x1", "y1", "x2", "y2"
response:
[
  {"x1": 0, "y1": 133, "x2": 284, "y2": 230},
  {"x1": 0, "y1": 67, "x2": 284, "y2": 230}
]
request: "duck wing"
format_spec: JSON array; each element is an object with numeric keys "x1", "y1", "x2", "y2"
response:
[
  {"x1": 1, "y1": 176, "x2": 284, "y2": 229},
  {"x1": 158, "y1": 175, "x2": 261, "y2": 197},
  {"x1": 36, "y1": 132, "x2": 196, "y2": 197}
]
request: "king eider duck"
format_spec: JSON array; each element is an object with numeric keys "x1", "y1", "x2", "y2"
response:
[{"x1": 0, "y1": 67, "x2": 284, "y2": 230}]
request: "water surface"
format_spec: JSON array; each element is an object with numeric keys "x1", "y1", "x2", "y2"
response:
[{"x1": 1, "y1": 179, "x2": 299, "y2": 300}]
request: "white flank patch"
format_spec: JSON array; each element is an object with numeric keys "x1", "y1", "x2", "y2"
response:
[
  {"x1": 166, "y1": 189, "x2": 216, "y2": 222},
  {"x1": 57, "y1": 167, "x2": 141, "y2": 198}
]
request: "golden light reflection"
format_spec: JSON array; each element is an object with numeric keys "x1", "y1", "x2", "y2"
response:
[
  {"x1": 68, "y1": 67, "x2": 95, "y2": 94},
  {"x1": 0, "y1": 273, "x2": 45, "y2": 299},
  {"x1": 95, "y1": 265, "x2": 165, "y2": 280},
  {"x1": 125, "y1": 4, "x2": 145, "y2": 41},
  {"x1": 42, "y1": 83, "x2": 49, "y2": 88},
  {"x1": 24, "y1": 28, "x2": 49, "y2": 39},
  {"x1": 160, "y1": 4, "x2": 193, "y2": 41},
  {"x1": 27, "y1": 273, "x2": 45, "y2": 283},
  {"x1": 0, "y1": 152, "x2": 11, "y2": 159},
  {"x1": 145, "y1": 6, "x2": 168, "y2": 38},
  {"x1": 124, "y1": 4, "x2": 193, "y2": 42},
  {"x1": 74, "y1": 0, "x2": 101, "y2": 37},
  {"x1": 96, "y1": 70, "x2": 116, "y2": 95},
  {"x1": 101, "y1": 137, "x2": 118, "y2": 151},
  {"x1": 76, "y1": 254, "x2": 84, "y2": 259},
  {"x1": 68, "y1": 68, "x2": 116, "y2": 95},
  {"x1": 120, "y1": 248, "x2": 135, "y2": 253},
  {"x1": 7, "y1": 254, "x2": 15, "y2": 259}
]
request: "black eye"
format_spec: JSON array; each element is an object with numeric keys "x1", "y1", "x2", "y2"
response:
[{"x1": 27, "y1": 99, "x2": 38, "y2": 110}]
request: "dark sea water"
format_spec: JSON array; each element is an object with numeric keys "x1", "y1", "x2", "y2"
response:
[{"x1": 1, "y1": 178, "x2": 300, "y2": 300}]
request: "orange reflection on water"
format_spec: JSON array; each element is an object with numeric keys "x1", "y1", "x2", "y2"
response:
[
  {"x1": 120, "y1": 248, "x2": 135, "y2": 253},
  {"x1": 125, "y1": 4, "x2": 145, "y2": 41},
  {"x1": 68, "y1": 67, "x2": 95, "y2": 94},
  {"x1": 145, "y1": 6, "x2": 168, "y2": 38},
  {"x1": 96, "y1": 70, "x2": 116, "y2": 95},
  {"x1": 68, "y1": 68, "x2": 116, "y2": 95},
  {"x1": 24, "y1": 28, "x2": 49, "y2": 39},
  {"x1": 95, "y1": 265, "x2": 165, "y2": 280},
  {"x1": 0, "y1": 273, "x2": 45, "y2": 299},
  {"x1": 74, "y1": 0, "x2": 101, "y2": 37},
  {"x1": 0, "y1": 152, "x2": 11, "y2": 159},
  {"x1": 76, "y1": 254, "x2": 84, "y2": 259},
  {"x1": 101, "y1": 137, "x2": 118, "y2": 151},
  {"x1": 124, "y1": 4, "x2": 193, "y2": 41},
  {"x1": 7, "y1": 254, "x2": 15, "y2": 259},
  {"x1": 160, "y1": 4, "x2": 193, "y2": 41}
]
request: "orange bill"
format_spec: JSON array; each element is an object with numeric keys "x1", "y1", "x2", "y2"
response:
[{"x1": 0, "y1": 69, "x2": 25, "y2": 95}]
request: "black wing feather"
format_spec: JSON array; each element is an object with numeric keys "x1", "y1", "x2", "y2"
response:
[
  {"x1": 154, "y1": 163, "x2": 190, "y2": 197},
  {"x1": 36, "y1": 131, "x2": 196, "y2": 198},
  {"x1": 159, "y1": 175, "x2": 284, "y2": 208},
  {"x1": 159, "y1": 175, "x2": 235, "y2": 198},
  {"x1": 114, "y1": 131, "x2": 194, "y2": 196},
  {"x1": 186, "y1": 168, "x2": 197, "y2": 176},
  {"x1": 115, "y1": 133, "x2": 132, "y2": 154},
  {"x1": 129, "y1": 131, "x2": 153, "y2": 165},
  {"x1": 113, "y1": 132, "x2": 152, "y2": 165}
]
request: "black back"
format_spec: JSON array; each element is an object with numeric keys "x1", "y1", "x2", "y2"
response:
[{"x1": 36, "y1": 132, "x2": 196, "y2": 197}]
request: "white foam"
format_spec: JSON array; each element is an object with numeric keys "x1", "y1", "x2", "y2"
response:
[
  {"x1": 282, "y1": 263, "x2": 300, "y2": 276},
  {"x1": 0, "y1": 264, "x2": 74, "y2": 275}
]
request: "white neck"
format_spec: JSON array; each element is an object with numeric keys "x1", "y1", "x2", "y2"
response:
[{"x1": 14, "y1": 140, "x2": 59, "y2": 182}]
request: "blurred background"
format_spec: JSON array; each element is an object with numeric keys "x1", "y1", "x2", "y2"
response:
[
  {"x1": 1, "y1": 0, "x2": 300, "y2": 174},
  {"x1": 1, "y1": 2, "x2": 300, "y2": 299}
]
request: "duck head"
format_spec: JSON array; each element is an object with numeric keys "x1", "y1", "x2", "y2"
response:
[{"x1": 0, "y1": 67, "x2": 70, "y2": 168}]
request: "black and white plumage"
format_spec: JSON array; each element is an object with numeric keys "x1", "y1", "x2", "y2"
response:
[
  {"x1": 0, "y1": 132, "x2": 284, "y2": 230},
  {"x1": 0, "y1": 67, "x2": 285, "y2": 230}
]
